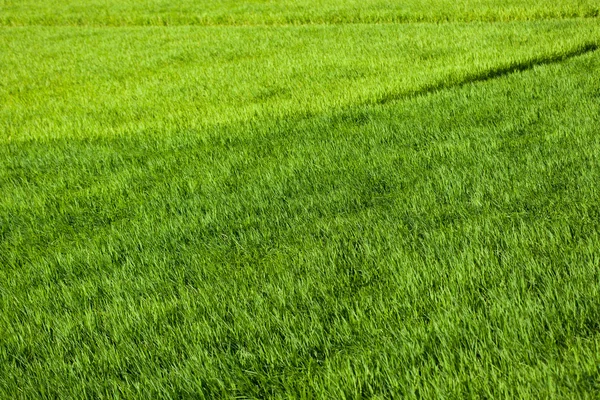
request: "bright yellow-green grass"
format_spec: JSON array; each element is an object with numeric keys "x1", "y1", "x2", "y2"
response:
[
  {"x1": 2, "y1": 20, "x2": 600, "y2": 142},
  {"x1": 1, "y1": 0, "x2": 599, "y2": 25}
]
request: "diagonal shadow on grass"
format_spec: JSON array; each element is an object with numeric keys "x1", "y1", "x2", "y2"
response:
[{"x1": 373, "y1": 42, "x2": 599, "y2": 106}]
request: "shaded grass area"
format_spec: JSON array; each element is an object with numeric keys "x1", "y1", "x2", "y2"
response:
[
  {"x1": 1, "y1": 46, "x2": 600, "y2": 397},
  {"x1": 1, "y1": 0, "x2": 599, "y2": 26},
  {"x1": 2, "y1": 20, "x2": 600, "y2": 142}
]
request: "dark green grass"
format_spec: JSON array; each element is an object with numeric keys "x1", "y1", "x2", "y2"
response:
[{"x1": 2, "y1": 46, "x2": 600, "y2": 397}]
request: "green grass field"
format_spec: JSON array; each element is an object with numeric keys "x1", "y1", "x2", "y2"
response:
[
  {"x1": 2, "y1": 1, "x2": 600, "y2": 398},
  {"x1": 1, "y1": 0, "x2": 599, "y2": 25}
]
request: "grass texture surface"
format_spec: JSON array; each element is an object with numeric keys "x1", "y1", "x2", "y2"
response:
[
  {"x1": 2, "y1": 20, "x2": 600, "y2": 142},
  {"x1": 2, "y1": 1, "x2": 600, "y2": 398},
  {"x1": 1, "y1": 0, "x2": 599, "y2": 25}
]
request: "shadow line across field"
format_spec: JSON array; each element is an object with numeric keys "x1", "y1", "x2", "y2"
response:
[{"x1": 373, "y1": 42, "x2": 599, "y2": 106}]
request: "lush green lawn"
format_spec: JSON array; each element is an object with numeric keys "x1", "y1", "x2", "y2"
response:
[
  {"x1": 2, "y1": 1, "x2": 600, "y2": 398},
  {"x1": 3, "y1": 20, "x2": 600, "y2": 142},
  {"x1": 1, "y1": 0, "x2": 598, "y2": 25}
]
